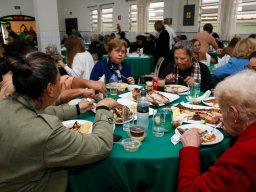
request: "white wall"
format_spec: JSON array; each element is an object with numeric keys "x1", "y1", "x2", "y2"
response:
[
  {"x1": 0, "y1": 0, "x2": 201, "y2": 41},
  {"x1": 0, "y1": 0, "x2": 34, "y2": 17}
]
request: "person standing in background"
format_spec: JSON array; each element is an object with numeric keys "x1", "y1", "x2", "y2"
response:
[
  {"x1": 194, "y1": 23, "x2": 218, "y2": 53},
  {"x1": 154, "y1": 20, "x2": 171, "y2": 76},
  {"x1": 163, "y1": 18, "x2": 176, "y2": 50}
]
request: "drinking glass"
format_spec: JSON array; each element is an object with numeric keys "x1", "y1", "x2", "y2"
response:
[
  {"x1": 157, "y1": 79, "x2": 165, "y2": 92},
  {"x1": 152, "y1": 109, "x2": 165, "y2": 137},
  {"x1": 122, "y1": 105, "x2": 134, "y2": 132}
]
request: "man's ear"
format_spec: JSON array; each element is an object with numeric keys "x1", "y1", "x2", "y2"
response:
[{"x1": 46, "y1": 83, "x2": 55, "y2": 98}]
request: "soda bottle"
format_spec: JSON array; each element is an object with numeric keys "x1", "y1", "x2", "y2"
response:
[{"x1": 137, "y1": 89, "x2": 149, "y2": 129}]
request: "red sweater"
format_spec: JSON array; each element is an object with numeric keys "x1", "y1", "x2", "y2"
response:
[{"x1": 179, "y1": 122, "x2": 256, "y2": 192}]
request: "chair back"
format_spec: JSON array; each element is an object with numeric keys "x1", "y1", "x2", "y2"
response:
[{"x1": 155, "y1": 57, "x2": 165, "y2": 77}]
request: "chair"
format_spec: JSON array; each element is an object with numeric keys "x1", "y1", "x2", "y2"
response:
[{"x1": 138, "y1": 57, "x2": 165, "y2": 84}]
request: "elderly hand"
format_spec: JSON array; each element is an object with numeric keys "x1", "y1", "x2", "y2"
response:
[
  {"x1": 184, "y1": 76, "x2": 195, "y2": 86},
  {"x1": 180, "y1": 129, "x2": 201, "y2": 147},
  {"x1": 78, "y1": 98, "x2": 94, "y2": 113},
  {"x1": 88, "y1": 81, "x2": 107, "y2": 96},
  {"x1": 96, "y1": 98, "x2": 118, "y2": 109},
  {"x1": 127, "y1": 77, "x2": 135, "y2": 85},
  {"x1": 165, "y1": 73, "x2": 175, "y2": 82}
]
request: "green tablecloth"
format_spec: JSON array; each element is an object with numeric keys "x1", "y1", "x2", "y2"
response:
[
  {"x1": 68, "y1": 90, "x2": 231, "y2": 192},
  {"x1": 102, "y1": 55, "x2": 154, "y2": 79}
]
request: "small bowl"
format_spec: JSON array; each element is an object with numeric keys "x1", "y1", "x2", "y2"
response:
[
  {"x1": 130, "y1": 125, "x2": 146, "y2": 142},
  {"x1": 121, "y1": 138, "x2": 141, "y2": 152}
]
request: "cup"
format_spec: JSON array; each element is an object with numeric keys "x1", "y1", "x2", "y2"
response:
[
  {"x1": 146, "y1": 81, "x2": 153, "y2": 92},
  {"x1": 157, "y1": 79, "x2": 165, "y2": 92},
  {"x1": 110, "y1": 87, "x2": 118, "y2": 95},
  {"x1": 152, "y1": 110, "x2": 165, "y2": 137},
  {"x1": 122, "y1": 106, "x2": 134, "y2": 132},
  {"x1": 130, "y1": 125, "x2": 146, "y2": 141}
]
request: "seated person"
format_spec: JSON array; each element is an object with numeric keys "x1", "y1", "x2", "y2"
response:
[
  {"x1": 90, "y1": 39, "x2": 135, "y2": 84},
  {"x1": 214, "y1": 38, "x2": 256, "y2": 81},
  {"x1": 246, "y1": 51, "x2": 256, "y2": 71},
  {"x1": 165, "y1": 40, "x2": 216, "y2": 92},
  {"x1": 129, "y1": 35, "x2": 146, "y2": 53},
  {"x1": 0, "y1": 50, "x2": 117, "y2": 191},
  {"x1": 191, "y1": 39, "x2": 216, "y2": 65},
  {"x1": 178, "y1": 70, "x2": 256, "y2": 191},
  {"x1": 212, "y1": 32, "x2": 224, "y2": 48}
]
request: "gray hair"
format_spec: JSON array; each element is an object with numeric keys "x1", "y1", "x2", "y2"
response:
[
  {"x1": 215, "y1": 70, "x2": 256, "y2": 125},
  {"x1": 173, "y1": 40, "x2": 193, "y2": 57}
]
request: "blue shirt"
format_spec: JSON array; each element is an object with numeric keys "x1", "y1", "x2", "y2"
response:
[
  {"x1": 90, "y1": 60, "x2": 132, "y2": 84},
  {"x1": 214, "y1": 57, "x2": 248, "y2": 80}
]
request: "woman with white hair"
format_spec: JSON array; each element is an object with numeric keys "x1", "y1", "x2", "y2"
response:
[{"x1": 178, "y1": 70, "x2": 256, "y2": 191}]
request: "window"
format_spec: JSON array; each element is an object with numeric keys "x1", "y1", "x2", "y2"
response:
[
  {"x1": 101, "y1": 7, "x2": 113, "y2": 32},
  {"x1": 236, "y1": 0, "x2": 256, "y2": 33},
  {"x1": 199, "y1": 0, "x2": 219, "y2": 31},
  {"x1": 90, "y1": 9, "x2": 98, "y2": 32},
  {"x1": 129, "y1": 4, "x2": 137, "y2": 32},
  {"x1": 148, "y1": 2, "x2": 164, "y2": 32}
]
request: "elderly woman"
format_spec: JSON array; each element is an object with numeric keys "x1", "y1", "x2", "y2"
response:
[
  {"x1": 59, "y1": 35, "x2": 94, "y2": 79},
  {"x1": 178, "y1": 70, "x2": 256, "y2": 191},
  {"x1": 165, "y1": 40, "x2": 216, "y2": 92},
  {"x1": 214, "y1": 38, "x2": 256, "y2": 80},
  {"x1": 0, "y1": 51, "x2": 117, "y2": 191},
  {"x1": 90, "y1": 38, "x2": 135, "y2": 84}
]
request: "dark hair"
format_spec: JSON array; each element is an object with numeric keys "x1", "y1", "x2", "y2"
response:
[
  {"x1": 154, "y1": 20, "x2": 165, "y2": 32},
  {"x1": 136, "y1": 35, "x2": 146, "y2": 42},
  {"x1": 8, "y1": 51, "x2": 58, "y2": 99},
  {"x1": 120, "y1": 31, "x2": 126, "y2": 38},
  {"x1": 249, "y1": 51, "x2": 256, "y2": 60},
  {"x1": 212, "y1": 32, "x2": 220, "y2": 39},
  {"x1": 203, "y1": 23, "x2": 213, "y2": 33},
  {"x1": 173, "y1": 40, "x2": 193, "y2": 57},
  {"x1": 248, "y1": 34, "x2": 256, "y2": 39}
]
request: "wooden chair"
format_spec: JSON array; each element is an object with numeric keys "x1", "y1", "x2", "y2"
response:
[{"x1": 138, "y1": 57, "x2": 165, "y2": 84}]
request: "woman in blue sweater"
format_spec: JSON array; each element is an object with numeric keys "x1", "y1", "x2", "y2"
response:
[
  {"x1": 214, "y1": 38, "x2": 256, "y2": 81},
  {"x1": 90, "y1": 39, "x2": 135, "y2": 84}
]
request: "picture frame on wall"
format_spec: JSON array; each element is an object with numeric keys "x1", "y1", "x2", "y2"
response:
[{"x1": 183, "y1": 4, "x2": 195, "y2": 26}]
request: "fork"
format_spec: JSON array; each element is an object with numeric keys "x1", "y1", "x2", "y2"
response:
[{"x1": 208, "y1": 122, "x2": 222, "y2": 134}]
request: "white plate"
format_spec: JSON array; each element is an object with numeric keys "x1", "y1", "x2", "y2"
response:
[
  {"x1": 165, "y1": 84, "x2": 189, "y2": 94},
  {"x1": 202, "y1": 97, "x2": 219, "y2": 108},
  {"x1": 175, "y1": 124, "x2": 224, "y2": 145},
  {"x1": 68, "y1": 98, "x2": 81, "y2": 105},
  {"x1": 106, "y1": 82, "x2": 128, "y2": 89},
  {"x1": 119, "y1": 91, "x2": 179, "y2": 106},
  {"x1": 127, "y1": 85, "x2": 143, "y2": 92},
  {"x1": 172, "y1": 102, "x2": 219, "y2": 127},
  {"x1": 62, "y1": 120, "x2": 93, "y2": 134}
]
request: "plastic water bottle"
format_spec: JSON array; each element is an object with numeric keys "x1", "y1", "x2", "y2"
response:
[{"x1": 137, "y1": 89, "x2": 149, "y2": 129}]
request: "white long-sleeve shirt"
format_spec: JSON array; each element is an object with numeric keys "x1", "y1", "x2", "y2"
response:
[{"x1": 64, "y1": 51, "x2": 94, "y2": 79}]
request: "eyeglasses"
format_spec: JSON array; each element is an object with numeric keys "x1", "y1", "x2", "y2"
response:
[{"x1": 244, "y1": 65, "x2": 256, "y2": 71}]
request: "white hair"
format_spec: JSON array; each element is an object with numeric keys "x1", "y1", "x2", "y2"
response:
[{"x1": 215, "y1": 70, "x2": 256, "y2": 125}]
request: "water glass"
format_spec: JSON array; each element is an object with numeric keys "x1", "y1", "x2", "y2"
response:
[
  {"x1": 152, "y1": 110, "x2": 165, "y2": 137},
  {"x1": 110, "y1": 87, "x2": 118, "y2": 95}
]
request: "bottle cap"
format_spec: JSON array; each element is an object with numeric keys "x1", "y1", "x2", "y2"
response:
[{"x1": 141, "y1": 89, "x2": 146, "y2": 97}]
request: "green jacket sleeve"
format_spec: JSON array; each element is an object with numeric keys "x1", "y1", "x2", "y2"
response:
[
  {"x1": 43, "y1": 109, "x2": 114, "y2": 168},
  {"x1": 44, "y1": 105, "x2": 77, "y2": 121}
]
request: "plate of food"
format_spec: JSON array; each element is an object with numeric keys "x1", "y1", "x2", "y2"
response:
[
  {"x1": 62, "y1": 120, "x2": 93, "y2": 134},
  {"x1": 175, "y1": 124, "x2": 224, "y2": 145},
  {"x1": 172, "y1": 102, "x2": 221, "y2": 126},
  {"x1": 117, "y1": 98, "x2": 155, "y2": 118},
  {"x1": 202, "y1": 97, "x2": 219, "y2": 108},
  {"x1": 127, "y1": 84, "x2": 143, "y2": 92},
  {"x1": 106, "y1": 82, "x2": 128, "y2": 89},
  {"x1": 119, "y1": 89, "x2": 179, "y2": 106},
  {"x1": 165, "y1": 84, "x2": 189, "y2": 94}
]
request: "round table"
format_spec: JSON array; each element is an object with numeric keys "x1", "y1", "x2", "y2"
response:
[
  {"x1": 102, "y1": 54, "x2": 154, "y2": 79},
  {"x1": 68, "y1": 91, "x2": 231, "y2": 192}
]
